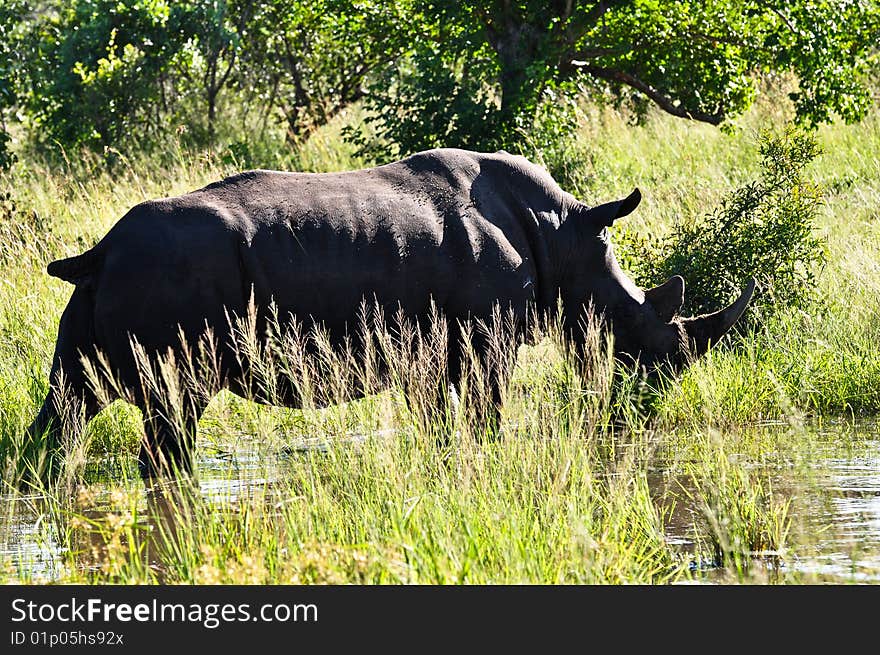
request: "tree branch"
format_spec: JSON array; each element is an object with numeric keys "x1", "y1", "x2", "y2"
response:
[
  {"x1": 568, "y1": 45, "x2": 636, "y2": 60},
  {"x1": 580, "y1": 64, "x2": 725, "y2": 125},
  {"x1": 768, "y1": 6, "x2": 800, "y2": 36},
  {"x1": 553, "y1": 0, "x2": 617, "y2": 48},
  {"x1": 218, "y1": 47, "x2": 237, "y2": 92}
]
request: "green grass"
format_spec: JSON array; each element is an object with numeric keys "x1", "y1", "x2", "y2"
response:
[{"x1": 1, "y1": 92, "x2": 880, "y2": 584}]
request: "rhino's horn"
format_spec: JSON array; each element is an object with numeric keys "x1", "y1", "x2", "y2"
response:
[
  {"x1": 681, "y1": 278, "x2": 756, "y2": 357},
  {"x1": 645, "y1": 275, "x2": 684, "y2": 323}
]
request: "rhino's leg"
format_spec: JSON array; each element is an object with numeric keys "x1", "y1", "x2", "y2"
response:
[
  {"x1": 27, "y1": 394, "x2": 61, "y2": 449},
  {"x1": 28, "y1": 372, "x2": 102, "y2": 447},
  {"x1": 394, "y1": 330, "x2": 458, "y2": 443},
  {"x1": 401, "y1": 376, "x2": 452, "y2": 440},
  {"x1": 137, "y1": 392, "x2": 207, "y2": 480},
  {"x1": 455, "y1": 317, "x2": 521, "y2": 444},
  {"x1": 464, "y1": 344, "x2": 513, "y2": 444},
  {"x1": 404, "y1": 323, "x2": 516, "y2": 446},
  {"x1": 27, "y1": 286, "x2": 104, "y2": 475}
]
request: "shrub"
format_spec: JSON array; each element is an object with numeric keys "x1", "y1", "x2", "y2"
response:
[
  {"x1": 617, "y1": 126, "x2": 826, "y2": 321},
  {"x1": 0, "y1": 131, "x2": 13, "y2": 171}
]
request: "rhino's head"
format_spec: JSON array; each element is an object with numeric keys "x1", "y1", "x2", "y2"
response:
[{"x1": 558, "y1": 188, "x2": 755, "y2": 370}]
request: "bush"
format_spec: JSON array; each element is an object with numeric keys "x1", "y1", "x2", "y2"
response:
[
  {"x1": 0, "y1": 130, "x2": 13, "y2": 171},
  {"x1": 0, "y1": 0, "x2": 23, "y2": 170},
  {"x1": 617, "y1": 126, "x2": 826, "y2": 321}
]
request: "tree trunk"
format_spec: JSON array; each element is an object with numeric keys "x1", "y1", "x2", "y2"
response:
[
  {"x1": 208, "y1": 88, "x2": 217, "y2": 140},
  {"x1": 487, "y1": 20, "x2": 544, "y2": 141},
  {"x1": 499, "y1": 62, "x2": 531, "y2": 126},
  {"x1": 207, "y1": 57, "x2": 218, "y2": 142}
]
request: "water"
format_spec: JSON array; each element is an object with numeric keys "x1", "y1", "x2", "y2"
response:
[
  {"x1": 0, "y1": 495, "x2": 65, "y2": 581},
  {"x1": 659, "y1": 427, "x2": 880, "y2": 582},
  {"x1": 2, "y1": 424, "x2": 879, "y2": 583},
  {"x1": 793, "y1": 445, "x2": 880, "y2": 581}
]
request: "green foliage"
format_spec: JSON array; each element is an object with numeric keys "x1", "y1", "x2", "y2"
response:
[
  {"x1": 10, "y1": 0, "x2": 413, "y2": 155},
  {"x1": 354, "y1": 3, "x2": 505, "y2": 155},
  {"x1": 23, "y1": 0, "x2": 200, "y2": 149},
  {"x1": 521, "y1": 85, "x2": 588, "y2": 190},
  {"x1": 243, "y1": 0, "x2": 412, "y2": 144},
  {"x1": 4, "y1": 1, "x2": 877, "y2": 159},
  {"x1": 0, "y1": 0, "x2": 26, "y2": 169},
  {"x1": 362, "y1": 0, "x2": 879, "y2": 154},
  {"x1": 619, "y1": 126, "x2": 826, "y2": 319}
]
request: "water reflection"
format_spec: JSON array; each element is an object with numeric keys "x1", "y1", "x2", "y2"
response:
[
  {"x1": 794, "y1": 445, "x2": 880, "y2": 581},
  {"x1": 0, "y1": 495, "x2": 65, "y2": 581}
]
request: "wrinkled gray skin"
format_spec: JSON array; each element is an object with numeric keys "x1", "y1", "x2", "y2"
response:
[{"x1": 29, "y1": 148, "x2": 754, "y2": 479}]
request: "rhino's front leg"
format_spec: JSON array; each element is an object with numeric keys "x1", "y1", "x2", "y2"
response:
[
  {"x1": 424, "y1": 332, "x2": 515, "y2": 446},
  {"x1": 464, "y1": 353, "x2": 512, "y2": 444}
]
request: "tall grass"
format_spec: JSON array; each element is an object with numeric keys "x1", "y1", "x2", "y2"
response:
[{"x1": 5, "y1": 306, "x2": 689, "y2": 584}]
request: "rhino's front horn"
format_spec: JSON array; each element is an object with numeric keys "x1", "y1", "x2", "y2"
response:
[{"x1": 681, "y1": 278, "x2": 756, "y2": 357}]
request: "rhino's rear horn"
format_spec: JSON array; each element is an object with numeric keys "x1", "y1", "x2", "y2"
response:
[
  {"x1": 681, "y1": 278, "x2": 756, "y2": 356},
  {"x1": 645, "y1": 275, "x2": 684, "y2": 322}
]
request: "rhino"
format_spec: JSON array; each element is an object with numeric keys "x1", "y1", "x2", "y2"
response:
[{"x1": 29, "y1": 148, "x2": 754, "y2": 479}]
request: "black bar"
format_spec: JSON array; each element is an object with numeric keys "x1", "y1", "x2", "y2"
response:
[{"x1": 0, "y1": 585, "x2": 875, "y2": 650}]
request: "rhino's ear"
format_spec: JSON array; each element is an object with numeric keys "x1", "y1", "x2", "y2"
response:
[{"x1": 591, "y1": 188, "x2": 641, "y2": 227}]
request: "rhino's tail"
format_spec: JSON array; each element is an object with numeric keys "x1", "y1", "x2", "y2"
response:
[{"x1": 47, "y1": 247, "x2": 102, "y2": 285}]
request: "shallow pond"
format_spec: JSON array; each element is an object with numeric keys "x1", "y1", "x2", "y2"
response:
[{"x1": 2, "y1": 422, "x2": 879, "y2": 583}]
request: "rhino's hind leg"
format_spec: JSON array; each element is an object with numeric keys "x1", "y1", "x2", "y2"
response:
[
  {"x1": 25, "y1": 286, "x2": 104, "y2": 480},
  {"x1": 27, "y1": 393, "x2": 62, "y2": 449},
  {"x1": 456, "y1": 319, "x2": 520, "y2": 444},
  {"x1": 27, "y1": 383, "x2": 102, "y2": 448},
  {"x1": 137, "y1": 394, "x2": 207, "y2": 480},
  {"x1": 26, "y1": 386, "x2": 102, "y2": 480}
]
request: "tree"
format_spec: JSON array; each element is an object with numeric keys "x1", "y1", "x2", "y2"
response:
[
  {"x1": 17, "y1": 0, "x2": 412, "y2": 152},
  {"x1": 23, "y1": 0, "x2": 200, "y2": 149},
  {"x1": 21, "y1": 0, "x2": 251, "y2": 150},
  {"x1": 0, "y1": 0, "x2": 26, "y2": 168},
  {"x1": 364, "y1": 0, "x2": 880, "y2": 154},
  {"x1": 188, "y1": 1, "x2": 248, "y2": 139},
  {"x1": 238, "y1": 0, "x2": 412, "y2": 143},
  {"x1": 11, "y1": 1, "x2": 878, "y2": 157}
]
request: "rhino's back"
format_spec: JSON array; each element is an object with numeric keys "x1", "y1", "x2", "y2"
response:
[
  {"x1": 184, "y1": 151, "x2": 531, "y2": 321},
  {"x1": 89, "y1": 149, "x2": 537, "y2": 350}
]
